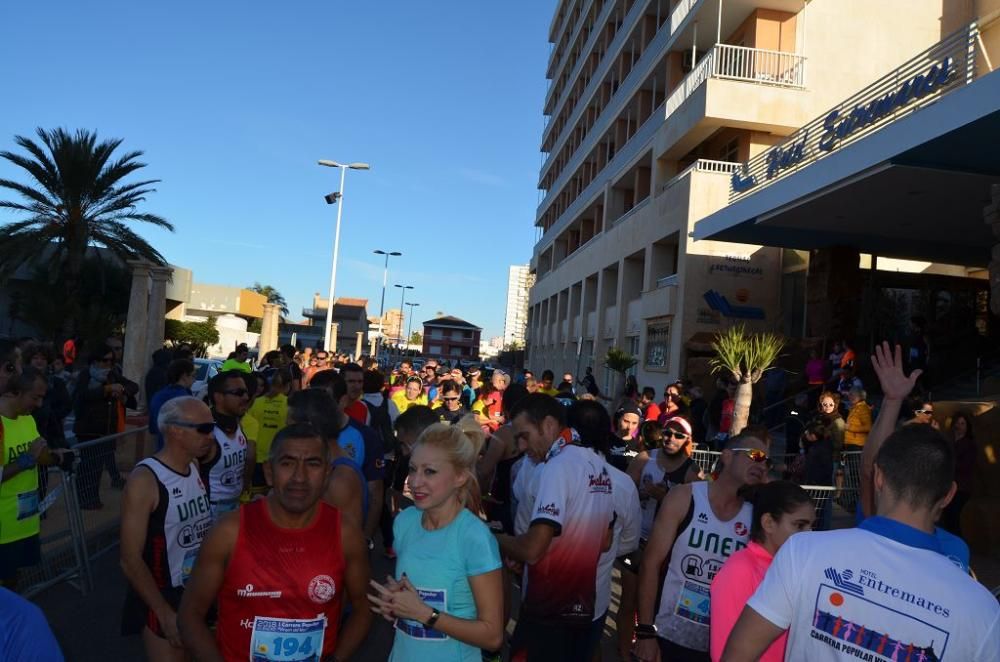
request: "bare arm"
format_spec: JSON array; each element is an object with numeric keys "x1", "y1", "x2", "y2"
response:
[
  {"x1": 120, "y1": 467, "x2": 182, "y2": 647},
  {"x1": 862, "y1": 343, "x2": 920, "y2": 517},
  {"x1": 243, "y1": 440, "x2": 256, "y2": 490},
  {"x1": 626, "y1": 452, "x2": 649, "y2": 488},
  {"x1": 324, "y1": 467, "x2": 364, "y2": 530},
  {"x1": 1, "y1": 437, "x2": 47, "y2": 481},
  {"x1": 334, "y1": 516, "x2": 373, "y2": 660},
  {"x1": 496, "y1": 521, "x2": 556, "y2": 565},
  {"x1": 477, "y1": 428, "x2": 511, "y2": 490},
  {"x1": 178, "y1": 513, "x2": 239, "y2": 662},
  {"x1": 720, "y1": 606, "x2": 785, "y2": 662},
  {"x1": 364, "y1": 478, "x2": 384, "y2": 540}
]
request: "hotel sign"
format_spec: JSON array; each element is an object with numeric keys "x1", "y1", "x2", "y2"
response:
[{"x1": 728, "y1": 23, "x2": 973, "y2": 201}]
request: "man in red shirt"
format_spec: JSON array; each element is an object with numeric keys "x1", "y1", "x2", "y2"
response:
[
  {"x1": 178, "y1": 423, "x2": 372, "y2": 661},
  {"x1": 340, "y1": 363, "x2": 368, "y2": 425},
  {"x1": 640, "y1": 387, "x2": 662, "y2": 422}
]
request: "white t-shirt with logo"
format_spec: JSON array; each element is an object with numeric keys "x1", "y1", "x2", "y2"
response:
[
  {"x1": 748, "y1": 525, "x2": 1000, "y2": 661},
  {"x1": 594, "y1": 460, "x2": 640, "y2": 620}
]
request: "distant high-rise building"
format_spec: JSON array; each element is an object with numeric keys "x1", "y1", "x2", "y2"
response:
[{"x1": 504, "y1": 265, "x2": 535, "y2": 348}]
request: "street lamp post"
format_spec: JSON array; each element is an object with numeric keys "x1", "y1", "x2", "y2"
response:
[
  {"x1": 373, "y1": 249, "x2": 401, "y2": 359},
  {"x1": 394, "y1": 284, "x2": 414, "y2": 346},
  {"x1": 318, "y1": 159, "x2": 370, "y2": 352},
  {"x1": 405, "y1": 302, "x2": 420, "y2": 351}
]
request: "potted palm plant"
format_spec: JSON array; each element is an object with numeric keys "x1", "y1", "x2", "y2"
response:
[
  {"x1": 603, "y1": 346, "x2": 638, "y2": 403},
  {"x1": 709, "y1": 324, "x2": 785, "y2": 436}
]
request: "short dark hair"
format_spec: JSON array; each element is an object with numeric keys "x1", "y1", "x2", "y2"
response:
[
  {"x1": 501, "y1": 382, "x2": 529, "y2": 416},
  {"x1": 269, "y1": 423, "x2": 329, "y2": 463},
  {"x1": 2, "y1": 366, "x2": 45, "y2": 396},
  {"x1": 438, "y1": 379, "x2": 460, "y2": 395},
  {"x1": 362, "y1": 369, "x2": 385, "y2": 394},
  {"x1": 341, "y1": 362, "x2": 363, "y2": 376},
  {"x1": 167, "y1": 359, "x2": 196, "y2": 384},
  {"x1": 23, "y1": 343, "x2": 52, "y2": 364},
  {"x1": 208, "y1": 370, "x2": 246, "y2": 403},
  {"x1": 307, "y1": 369, "x2": 340, "y2": 397},
  {"x1": 287, "y1": 389, "x2": 340, "y2": 442},
  {"x1": 509, "y1": 393, "x2": 567, "y2": 428},
  {"x1": 394, "y1": 405, "x2": 439, "y2": 438},
  {"x1": 280, "y1": 344, "x2": 297, "y2": 358},
  {"x1": 567, "y1": 399, "x2": 612, "y2": 456},
  {"x1": 541, "y1": 369, "x2": 554, "y2": 381},
  {"x1": 89, "y1": 345, "x2": 115, "y2": 364},
  {"x1": 641, "y1": 386, "x2": 656, "y2": 399},
  {"x1": 745, "y1": 480, "x2": 813, "y2": 543},
  {"x1": 875, "y1": 424, "x2": 954, "y2": 510}
]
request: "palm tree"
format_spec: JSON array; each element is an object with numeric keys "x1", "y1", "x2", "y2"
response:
[
  {"x1": 0, "y1": 128, "x2": 172, "y2": 336},
  {"x1": 709, "y1": 324, "x2": 785, "y2": 436},
  {"x1": 248, "y1": 282, "x2": 289, "y2": 317}
]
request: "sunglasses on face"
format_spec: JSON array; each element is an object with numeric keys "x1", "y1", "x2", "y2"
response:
[
  {"x1": 443, "y1": 396, "x2": 460, "y2": 402},
  {"x1": 729, "y1": 447, "x2": 769, "y2": 463},
  {"x1": 171, "y1": 421, "x2": 216, "y2": 435},
  {"x1": 668, "y1": 431, "x2": 690, "y2": 441},
  {"x1": 223, "y1": 388, "x2": 249, "y2": 397},
  {"x1": 915, "y1": 409, "x2": 934, "y2": 415}
]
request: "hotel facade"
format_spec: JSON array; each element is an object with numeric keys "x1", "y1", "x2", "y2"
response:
[{"x1": 526, "y1": 0, "x2": 1000, "y2": 392}]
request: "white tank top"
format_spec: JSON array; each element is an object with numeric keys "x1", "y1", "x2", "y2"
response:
[
  {"x1": 655, "y1": 480, "x2": 752, "y2": 651},
  {"x1": 203, "y1": 425, "x2": 248, "y2": 517},
  {"x1": 638, "y1": 450, "x2": 667, "y2": 540},
  {"x1": 137, "y1": 458, "x2": 212, "y2": 588}
]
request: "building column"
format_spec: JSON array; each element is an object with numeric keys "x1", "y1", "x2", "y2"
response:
[
  {"x1": 259, "y1": 303, "x2": 279, "y2": 355},
  {"x1": 369, "y1": 336, "x2": 377, "y2": 358},
  {"x1": 354, "y1": 331, "x2": 364, "y2": 361},
  {"x1": 123, "y1": 261, "x2": 152, "y2": 394},
  {"x1": 330, "y1": 323, "x2": 339, "y2": 356},
  {"x1": 146, "y1": 266, "x2": 172, "y2": 361},
  {"x1": 805, "y1": 247, "x2": 863, "y2": 342},
  {"x1": 987, "y1": 184, "x2": 1000, "y2": 315}
]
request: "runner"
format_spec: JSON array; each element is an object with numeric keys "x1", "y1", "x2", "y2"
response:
[
  {"x1": 202, "y1": 371, "x2": 254, "y2": 519},
  {"x1": 368, "y1": 416, "x2": 504, "y2": 660},
  {"x1": 496, "y1": 393, "x2": 615, "y2": 661},
  {"x1": 382, "y1": 405, "x2": 439, "y2": 559},
  {"x1": 639, "y1": 387, "x2": 662, "y2": 422},
  {"x1": 219, "y1": 343, "x2": 252, "y2": 374},
  {"x1": 286, "y1": 388, "x2": 367, "y2": 528},
  {"x1": 432, "y1": 379, "x2": 469, "y2": 424},
  {"x1": 0, "y1": 368, "x2": 71, "y2": 589},
  {"x1": 340, "y1": 363, "x2": 368, "y2": 424},
  {"x1": 609, "y1": 403, "x2": 643, "y2": 472},
  {"x1": 709, "y1": 481, "x2": 814, "y2": 662},
  {"x1": 721, "y1": 424, "x2": 1000, "y2": 661},
  {"x1": 120, "y1": 396, "x2": 214, "y2": 661},
  {"x1": 537, "y1": 370, "x2": 558, "y2": 396},
  {"x1": 391, "y1": 376, "x2": 429, "y2": 417},
  {"x1": 620, "y1": 418, "x2": 701, "y2": 656},
  {"x1": 178, "y1": 423, "x2": 372, "y2": 661},
  {"x1": 634, "y1": 432, "x2": 768, "y2": 662},
  {"x1": 147, "y1": 359, "x2": 195, "y2": 452},
  {"x1": 247, "y1": 368, "x2": 290, "y2": 492}
]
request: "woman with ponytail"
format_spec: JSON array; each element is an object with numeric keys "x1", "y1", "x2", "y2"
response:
[
  {"x1": 709, "y1": 481, "x2": 815, "y2": 662},
  {"x1": 368, "y1": 414, "x2": 504, "y2": 660}
]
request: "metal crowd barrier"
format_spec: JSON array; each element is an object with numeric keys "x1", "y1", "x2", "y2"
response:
[{"x1": 17, "y1": 427, "x2": 151, "y2": 598}]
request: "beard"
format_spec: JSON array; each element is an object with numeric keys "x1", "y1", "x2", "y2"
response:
[{"x1": 662, "y1": 444, "x2": 686, "y2": 458}]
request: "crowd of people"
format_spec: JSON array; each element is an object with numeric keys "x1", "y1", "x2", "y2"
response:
[{"x1": 0, "y1": 335, "x2": 997, "y2": 660}]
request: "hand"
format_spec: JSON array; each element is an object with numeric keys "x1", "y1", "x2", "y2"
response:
[
  {"x1": 28, "y1": 437, "x2": 48, "y2": 459},
  {"x1": 871, "y1": 342, "x2": 921, "y2": 401},
  {"x1": 383, "y1": 575, "x2": 432, "y2": 622},
  {"x1": 155, "y1": 607, "x2": 183, "y2": 649},
  {"x1": 633, "y1": 637, "x2": 661, "y2": 662},
  {"x1": 643, "y1": 484, "x2": 668, "y2": 501},
  {"x1": 367, "y1": 578, "x2": 397, "y2": 622}
]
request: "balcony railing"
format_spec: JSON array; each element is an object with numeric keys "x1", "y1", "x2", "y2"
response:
[
  {"x1": 665, "y1": 44, "x2": 806, "y2": 122},
  {"x1": 657, "y1": 159, "x2": 741, "y2": 195}
]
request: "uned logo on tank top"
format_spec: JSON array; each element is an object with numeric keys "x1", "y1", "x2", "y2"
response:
[{"x1": 308, "y1": 575, "x2": 336, "y2": 604}]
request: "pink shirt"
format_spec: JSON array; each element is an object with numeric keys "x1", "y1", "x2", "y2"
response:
[
  {"x1": 805, "y1": 358, "x2": 827, "y2": 385},
  {"x1": 709, "y1": 541, "x2": 787, "y2": 662}
]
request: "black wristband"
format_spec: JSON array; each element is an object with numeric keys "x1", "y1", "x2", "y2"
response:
[
  {"x1": 635, "y1": 622, "x2": 658, "y2": 635},
  {"x1": 424, "y1": 607, "x2": 440, "y2": 629}
]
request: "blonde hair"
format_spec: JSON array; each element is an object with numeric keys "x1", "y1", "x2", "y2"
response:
[{"x1": 413, "y1": 414, "x2": 485, "y2": 514}]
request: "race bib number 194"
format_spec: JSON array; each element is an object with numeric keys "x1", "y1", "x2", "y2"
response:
[{"x1": 250, "y1": 615, "x2": 326, "y2": 662}]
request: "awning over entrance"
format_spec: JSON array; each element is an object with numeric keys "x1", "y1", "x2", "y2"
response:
[{"x1": 692, "y1": 69, "x2": 1000, "y2": 267}]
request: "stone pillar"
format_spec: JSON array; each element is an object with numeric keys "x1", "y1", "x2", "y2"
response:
[
  {"x1": 330, "y1": 323, "x2": 339, "y2": 356},
  {"x1": 123, "y1": 261, "x2": 152, "y2": 392},
  {"x1": 369, "y1": 336, "x2": 377, "y2": 358},
  {"x1": 355, "y1": 331, "x2": 364, "y2": 360},
  {"x1": 986, "y1": 184, "x2": 1000, "y2": 315},
  {"x1": 260, "y1": 303, "x2": 279, "y2": 354},
  {"x1": 145, "y1": 265, "x2": 172, "y2": 365},
  {"x1": 805, "y1": 247, "x2": 863, "y2": 342}
]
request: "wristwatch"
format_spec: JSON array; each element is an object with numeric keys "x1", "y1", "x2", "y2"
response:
[
  {"x1": 423, "y1": 607, "x2": 441, "y2": 629},
  {"x1": 635, "y1": 622, "x2": 658, "y2": 640}
]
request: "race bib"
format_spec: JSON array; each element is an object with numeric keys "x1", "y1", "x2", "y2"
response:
[
  {"x1": 181, "y1": 548, "x2": 198, "y2": 583},
  {"x1": 17, "y1": 491, "x2": 39, "y2": 520},
  {"x1": 395, "y1": 588, "x2": 447, "y2": 641},
  {"x1": 675, "y1": 580, "x2": 711, "y2": 625},
  {"x1": 250, "y1": 615, "x2": 327, "y2": 662}
]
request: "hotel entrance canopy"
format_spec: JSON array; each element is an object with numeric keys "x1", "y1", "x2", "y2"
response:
[{"x1": 692, "y1": 25, "x2": 1000, "y2": 267}]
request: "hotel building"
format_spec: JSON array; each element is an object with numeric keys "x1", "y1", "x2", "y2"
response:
[
  {"x1": 526, "y1": 0, "x2": 1000, "y2": 393},
  {"x1": 504, "y1": 264, "x2": 536, "y2": 348}
]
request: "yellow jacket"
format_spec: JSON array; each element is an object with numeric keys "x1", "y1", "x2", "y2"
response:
[{"x1": 844, "y1": 401, "x2": 872, "y2": 448}]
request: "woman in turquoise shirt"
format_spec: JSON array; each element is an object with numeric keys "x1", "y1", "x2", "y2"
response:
[{"x1": 369, "y1": 415, "x2": 504, "y2": 661}]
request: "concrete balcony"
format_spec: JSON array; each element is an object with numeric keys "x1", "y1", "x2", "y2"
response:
[
  {"x1": 586, "y1": 311, "x2": 597, "y2": 338},
  {"x1": 625, "y1": 298, "x2": 643, "y2": 335},
  {"x1": 641, "y1": 276, "x2": 678, "y2": 319},
  {"x1": 572, "y1": 313, "x2": 582, "y2": 338},
  {"x1": 603, "y1": 304, "x2": 618, "y2": 338}
]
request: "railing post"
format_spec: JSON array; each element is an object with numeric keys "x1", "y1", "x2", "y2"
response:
[{"x1": 977, "y1": 356, "x2": 982, "y2": 397}]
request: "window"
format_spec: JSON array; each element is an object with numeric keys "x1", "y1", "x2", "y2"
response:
[
  {"x1": 644, "y1": 317, "x2": 672, "y2": 371},
  {"x1": 429, "y1": 345, "x2": 443, "y2": 355},
  {"x1": 720, "y1": 137, "x2": 739, "y2": 163}
]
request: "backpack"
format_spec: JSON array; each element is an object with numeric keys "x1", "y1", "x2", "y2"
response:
[{"x1": 365, "y1": 395, "x2": 397, "y2": 453}]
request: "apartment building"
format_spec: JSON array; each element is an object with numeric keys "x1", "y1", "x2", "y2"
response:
[
  {"x1": 504, "y1": 265, "x2": 536, "y2": 348},
  {"x1": 526, "y1": 0, "x2": 950, "y2": 391},
  {"x1": 423, "y1": 316, "x2": 482, "y2": 360}
]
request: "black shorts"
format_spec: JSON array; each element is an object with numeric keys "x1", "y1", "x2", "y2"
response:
[
  {"x1": 0, "y1": 535, "x2": 41, "y2": 579},
  {"x1": 657, "y1": 637, "x2": 710, "y2": 662},
  {"x1": 511, "y1": 616, "x2": 598, "y2": 662},
  {"x1": 121, "y1": 585, "x2": 184, "y2": 638}
]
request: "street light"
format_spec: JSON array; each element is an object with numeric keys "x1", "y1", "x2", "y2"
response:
[
  {"x1": 318, "y1": 159, "x2": 371, "y2": 352},
  {"x1": 405, "y1": 302, "x2": 420, "y2": 350},
  {"x1": 373, "y1": 250, "x2": 402, "y2": 358},
  {"x1": 394, "y1": 284, "x2": 414, "y2": 345}
]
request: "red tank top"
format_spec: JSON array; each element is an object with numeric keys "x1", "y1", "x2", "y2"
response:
[{"x1": 217, "y1": 499, "x2": 345, "y2": 661}]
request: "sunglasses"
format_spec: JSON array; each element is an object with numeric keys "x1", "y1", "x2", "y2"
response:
[
  {"x1": 170, "y1": 421, "x2": 216, "y2": 435},
  {"x1": 915, "y1": 409, "x2": 934, "y2": 416},
  {"x1": 442, "y1": 396, "x2": 460, "y2": 401},
  {"x1": 729, "y1": 447, "x2": 769, "y2": 463},
  {"x1": 668, "y1": 431, "x2": 690, "y2": 440},
  {"x1": 223, "y1": 388, "x2": 249, "y2": 397}
]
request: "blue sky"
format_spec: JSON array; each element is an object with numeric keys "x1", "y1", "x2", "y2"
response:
[{"x1": 0, "y1": 1, "x2": 555, "y2": 339}]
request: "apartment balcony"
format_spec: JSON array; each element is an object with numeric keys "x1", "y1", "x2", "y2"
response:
[
  {"x1": 586, "y1": 311, "x2": 597, "y2": 338},
  {"x1": 602, "y1": 305, "x2": 618, "y2": 338},
  {"x1": 641, "y1": 274, "x2": 678, "y2": 319},
  {"x1": 656, "y1": 43, "x2": 808, "y2": 159}
]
